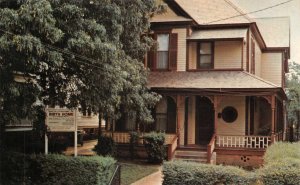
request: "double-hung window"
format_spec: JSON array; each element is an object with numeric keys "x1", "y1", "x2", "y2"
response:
[
  {"x1": 198, "y1": 42, "x2": 214, "y2": 69},
  {"x1": 156, "y1": 34, "x2": 169, "y2": 69}
]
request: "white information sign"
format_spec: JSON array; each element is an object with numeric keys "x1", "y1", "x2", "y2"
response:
[{"x1": 46, "y1": 108, "x2": 76, "y2": 132}]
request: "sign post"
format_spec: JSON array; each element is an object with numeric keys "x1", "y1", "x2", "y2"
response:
[{"x1": 45, "y1": 108, "x2": 77, "y2": 157}]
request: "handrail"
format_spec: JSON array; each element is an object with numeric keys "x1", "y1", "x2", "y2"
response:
[
  {"x1": 109, "y1": 165, "x2": 121, "y2": 185},
  {"x1": 207, "y1": 133, "x2": 216, "y2": 164},
  {"x1": 167, "y1": 135, "x2": 178, "y2": 161}
]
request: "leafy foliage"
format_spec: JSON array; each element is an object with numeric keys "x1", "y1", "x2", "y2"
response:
[
  {"x1": 163, "y1": 161, "x2": 256, "y2": 185},
  {"x1": 0, "y1": 0, "x2": 162, "y2": 147},
  {"x1": 143, "y1": 132, "x2": 166, "y2": 163},
  {"x1": 94, "y1": 135, "x2": 116, "y2": 156},
  {"x1": 0, "y1": 152, "x2": 116, "y2": 185},
  {"x1": 264, "y1": 142, "x2": 300, "y2": 164},
  {"x1": 129, "y1": 131, "x2": 140, "y2": 159}
]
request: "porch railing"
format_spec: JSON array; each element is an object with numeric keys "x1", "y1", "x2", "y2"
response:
[
  {"x1": 216, "y1": 135, "x2": 272, "y2": 149},
  {"x1": 275, "y1": 131, "x2": 284, "y2": 142},
  {"x1": 102, "y1": 131, "x2": 176, "y2": 145}
]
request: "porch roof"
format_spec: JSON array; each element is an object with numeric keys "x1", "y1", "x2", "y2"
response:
[
  {"x1": 187, "y1": 28, "x2": 248, "y2": 40},
  {"x1": 148, "y1": 71, "x2": 280, "y2": 90}
]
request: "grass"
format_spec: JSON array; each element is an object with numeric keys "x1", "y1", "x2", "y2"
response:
[{"x1": 118, "y1": 159, "x2": 160, "y2": 185}]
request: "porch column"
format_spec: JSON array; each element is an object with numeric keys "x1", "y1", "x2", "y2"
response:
[
  {"x1": 213, "y1": 96, "x2": 220, "y2": 134},
  {"x1": 177, "y1": 95, "x2": 185, "y2": 146},
  {"x1": 271, "y1": 95, "x2": 276, "y2": 143}
]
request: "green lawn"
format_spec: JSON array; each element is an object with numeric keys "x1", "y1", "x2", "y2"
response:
[{"x1": 118, "y1": 160, "x2": 160, "y2": 185}]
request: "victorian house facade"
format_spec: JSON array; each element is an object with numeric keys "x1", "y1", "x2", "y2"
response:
[{"x1": 104, "y1": 0, "x2": 290, "y2": 167}]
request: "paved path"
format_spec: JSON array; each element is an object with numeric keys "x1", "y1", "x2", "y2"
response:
[
  {"x1": 131, "y1": 167, "x2": 163, "y2": 185},
  {"x1": 64, "y1": 140, "x2": 97, "y2": 156}
]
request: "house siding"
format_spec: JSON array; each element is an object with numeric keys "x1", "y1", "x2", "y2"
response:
[
  {"x1": 188, "y1": 42, "x2": 197, "y2": 70},
  {"x1": 214, "y1": 41, "x2": 243, "y2": 69},
  {"x1": 172, "y1": 28, "x2": 187, "y2": 71},
  {"x1": 217, "y1": 96, "x2": 245, "y2": 136},
  {"x1": 254, "y1": 38, "x2": 262, "y2": 77},
  {"x1": 261, "y1": 53, "x2": 283, "y2": 87}
]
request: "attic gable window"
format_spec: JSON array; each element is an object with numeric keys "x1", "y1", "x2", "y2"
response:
[
  {"x1": 198, "y1": 42, "x2": 214, "y2": 69},
  {"x1": 147, "y1": 32, "x2": 178, "y2": 71}
]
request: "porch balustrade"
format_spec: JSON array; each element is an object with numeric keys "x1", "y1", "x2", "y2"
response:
[
  {"x1": 216, "y1": 135, "x2": 272, "y2": 149},
  {"x1": 102, "y1": 131, "x2": 177, "y2": 145}
]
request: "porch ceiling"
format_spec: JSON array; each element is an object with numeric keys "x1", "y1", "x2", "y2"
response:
[
  {"x1": 187, "y1": 28, "x2": 248, "y2": 40},
  {"x1": 148, "y1": 71, "x2": 280, "y2": 89}
]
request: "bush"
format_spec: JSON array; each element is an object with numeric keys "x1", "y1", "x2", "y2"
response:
[
  {"x1": 129, "y1": 131, "x2": 139, "y2": 159},
  {"x1": 94, "y1": 135, "x2": 116, "y2": 156},
  {"x1": 259, "y1": 158, "x2": 300, "y2": 185},
  {"x1": 0, "y1": 152, "x2": 116, "y2": 185},
  {"x1": 0, "y1": 152, "x2": 32, "y2": 185},
  {"x1": 264, "y1": 142, "x2": 300, "y2": 164},
  {"x1": 143, "y1": 132, "x2": 166, "y2": 163},
  {"x1": 163, "y1": 161, "x2": 255, "y2": 185}
]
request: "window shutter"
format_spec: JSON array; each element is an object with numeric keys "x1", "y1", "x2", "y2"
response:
[
  {"x1": 169, "y1": 33, "x2": 178, "y2": 71},
  {"x1": 147, "y1": 34, "x2": 157, "y2": 70}
]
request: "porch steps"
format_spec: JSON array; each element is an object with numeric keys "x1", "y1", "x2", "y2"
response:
[{"x1": 173, "y1": 149, "x2": 208, "y2": 163}]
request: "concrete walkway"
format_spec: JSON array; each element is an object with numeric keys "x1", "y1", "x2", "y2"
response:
[
  {"x1": 132, "y1": 167, "x2": 163, "y2": 185},
  {"x1": 63, "y1": 140, "x2": 97, "y2": 156}
]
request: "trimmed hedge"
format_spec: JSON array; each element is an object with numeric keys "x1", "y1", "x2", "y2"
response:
[
  {"x1": 163, "y1": 142, "x2": 300, "y2": 185},
  {"x1": 259, "y1": 158, "x2": 300, "y2": 185},
  {"x1": 1, "y1": 152, "x2": 116, "y2": 185},
  {"x1": 163, "y1": 161, "x2": 255, "y2": 185}
]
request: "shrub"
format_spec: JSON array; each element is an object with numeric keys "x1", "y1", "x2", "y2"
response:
[
  {"x1": 259, "y1": 158, "x2": 300, "y2": 185},
  {"x1": 129, "y1": 131, "x2": 139, "y2": 159},
  {"x1": 143, "y1": 132, "x2": 166, "y2": 163},
  {"x1": 264, "y1": 142, "x2": 300, "y2": 164},
  {"x1": 0, "y1": 152, "x2": 32, "y2": 185},
  {"x1": 0, "y1": 152, "x2": 116, "y2": 185},
  {"x1": 163, "y1": 161, "x2": 256, "y2": 185},
  {"x1": 94, "y1": 135, "x2": 116, "y2": 156}
]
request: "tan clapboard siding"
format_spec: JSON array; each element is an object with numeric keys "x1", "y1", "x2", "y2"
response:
[
  {"x1": 254, "y1": 38, "x2": 262, "y2": 77},
  {"x1": 214, "y1": 41, "x2": 242, "y2": 69},
  {"x1": 172, "y1": 28, "x2": 187, "y2": 71},
  {"x1": 261, "y1": 53, "x2": 282, "y2": 87},
  {"x1": 188, "y1": 42, "x2": 197, "y2": 70},
  {"x1": 217, "y1": 96, "x2": 245, "y2": 136},
  {"x1": 188, "y1": 96, "x2": 196, "y2": 144}
]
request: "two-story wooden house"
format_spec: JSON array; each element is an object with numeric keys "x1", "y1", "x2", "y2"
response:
[{"x1": 104, "y1": 0, "x2": 290, "y2": 167}]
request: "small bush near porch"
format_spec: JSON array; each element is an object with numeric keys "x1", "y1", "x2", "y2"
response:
[{"x1": 163, "y1": 142, "x2": 300, "y2": 185}]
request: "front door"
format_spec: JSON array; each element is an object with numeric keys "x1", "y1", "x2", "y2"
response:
[{"x1": 195, "y1": 96, "x2": 214, "y2": 145}]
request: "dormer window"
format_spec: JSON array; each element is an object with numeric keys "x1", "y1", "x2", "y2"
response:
[
  {"x1": 198, "y1": 42, "x2": 214, "y2": 69},
  {"x1": 157, "y1": 34, "x2": 169, "y2": 69}
]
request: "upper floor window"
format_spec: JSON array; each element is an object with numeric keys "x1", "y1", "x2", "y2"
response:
[
  {"x1": 157, "y1": 34, "x2": 169, "y2": 69},
  {"x1": 147, "y1": 32, "x2": 178, "y2": 71},
  {"x1": 198, "y1": 42, "x2": 214, "y2": 69}
]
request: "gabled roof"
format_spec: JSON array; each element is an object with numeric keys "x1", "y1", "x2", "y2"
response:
[
  {"x1": 255, "y1": 17, "x2": 290, "y2": 48},
  {"x1": 174, "y1": 0, "x2": 252, "y2": 25},
  {"x1": 148, "y1": 71, "x2": 280, "y2": 89}
]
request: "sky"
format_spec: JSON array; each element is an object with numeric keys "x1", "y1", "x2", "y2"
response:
[{"x1": 231, "y1": 0, "x2": 300, "y2": 64}]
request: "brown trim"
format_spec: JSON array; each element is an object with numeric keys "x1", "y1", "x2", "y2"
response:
[
  {"x1": 187, "y1": 38, "x2": 244, "y2": 42},
  {"x1": 246, "y1": 29, "x2": 250, "y2": 72},
  {"x1": 241, "y1": 38, "x2": 244, "y2": 69},
  {"x1": 186, "y1": 27, "x2": 190, "y2": 71},
  {"x1": 187, "y1": 68, "x2": 243, "y2": 72},
  {"x1": 197, "y1": 42, "x2": 214, "y2": 70},
  {"x1": 250, "y1": 23, "x2": 266, "y2": 49},
  {"x1": 262, "y1": 47, "x2": 289, "y2": 52},
  {"x1": 151, "y1": 22, "x2": 193, "y2": 28},
  {"x1": 215, "y1": 148, "x2": 265, "y2": 156}
]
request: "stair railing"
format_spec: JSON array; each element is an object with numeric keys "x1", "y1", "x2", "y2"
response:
[{"x1": 207, "y1": 133, "x2": 216, "y2": 164}]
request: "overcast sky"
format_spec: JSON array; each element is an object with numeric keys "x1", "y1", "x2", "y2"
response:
[{"x1": 231, "y1": 0, "x2": 300, "y2": 63}]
